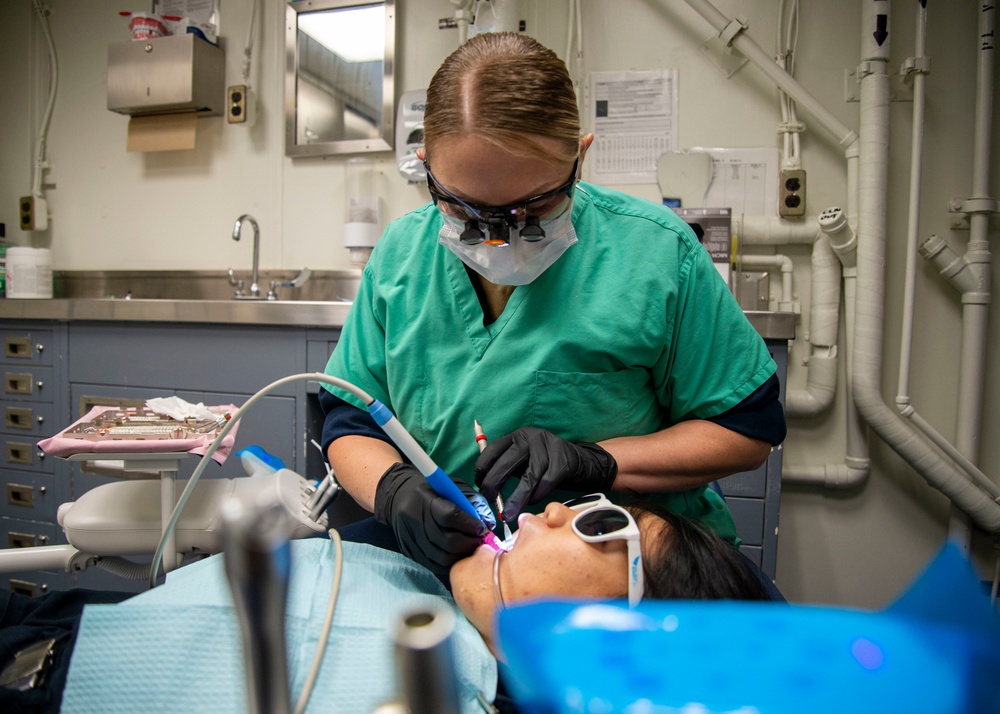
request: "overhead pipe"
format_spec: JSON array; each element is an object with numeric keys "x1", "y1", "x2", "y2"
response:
[
  {"x1": 851, "y1": 0, "x2": 1000, "y2": 532},
  {"x1": 679, "y1": 0, "x2": 858, "y2": 149}
]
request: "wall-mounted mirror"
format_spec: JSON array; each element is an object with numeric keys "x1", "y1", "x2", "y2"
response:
[{"x1": 285, "y1": 0, "x2": 395, "y2": 157}]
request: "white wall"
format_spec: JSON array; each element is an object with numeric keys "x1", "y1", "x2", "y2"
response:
[{"x1": 1, "y1": 0, "x2": 998, "y2": 609}]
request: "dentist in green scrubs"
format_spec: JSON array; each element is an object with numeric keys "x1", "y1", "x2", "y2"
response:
[{"x1": 321, "y1": 32, "x2": 785, "y2": 574}]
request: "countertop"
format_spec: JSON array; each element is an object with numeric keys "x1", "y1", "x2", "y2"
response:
[
  {"x1": 0, "y1": 297, "x2": 795, "y2": 338},
  {"x1": 0, "y1": 297, "x2": 354, "y2": 328},
  {"x1": 0, "y1": 269, "x2": 795, "y2": 337}
]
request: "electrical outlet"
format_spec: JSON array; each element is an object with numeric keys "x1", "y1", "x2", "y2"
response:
[
  {"x1": 227, "y1": 84, "x2": 255, "y2": 126},
  {"x1": 19, "y1": 196, "x2": 48, "y2": 232},
  {"x1": 779, "y1": 169, "x2": 806, "y2": 217}
]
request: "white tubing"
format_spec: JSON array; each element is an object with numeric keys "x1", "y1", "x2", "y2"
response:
[
  {"x1": 851, "y1": 0, "x2": 1000, "y2": 533},
  {"x1": 896, "y1": 1, "x2": 929, "y2": 403}
]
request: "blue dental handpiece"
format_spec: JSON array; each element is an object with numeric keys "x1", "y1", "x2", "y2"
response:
[{"x1": 367, "y1": 400, "x2": 504, "y2": 551}]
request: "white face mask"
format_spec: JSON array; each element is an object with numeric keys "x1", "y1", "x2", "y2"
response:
[{"x1": 438, "y1": 208, "x2": 578, "y2": 286}]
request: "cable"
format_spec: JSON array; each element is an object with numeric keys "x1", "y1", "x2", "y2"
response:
[
  {"x1": 241, "y1": 0, "x2": 260, "y2": 86},
  {"x1": 30, "y1": 0, "x2": 58, "y2": 199},
  {"x1": 293, "y1": 527, "x2": 344, "y2": 714},
  {"x1": 148, "y1": 372, "x2": 375, "y2": 588}
]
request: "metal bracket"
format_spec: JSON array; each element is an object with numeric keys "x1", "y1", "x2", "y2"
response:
[
  {"x1": 844, "y1": 66, "x2": 914, "y2": 102},
  {"x1": 900, "y1": 56, "x2": 932, "y2": 77},
  {"x1": 948, "y1": 196, "x2": 999, "y2": 229},
  {"x1": 719, "y1": 15, "x2": 748, "y2": 47}
]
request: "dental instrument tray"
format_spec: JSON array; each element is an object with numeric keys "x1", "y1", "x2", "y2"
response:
[{"x1": 60, "y1": 407, "x2": 231, "y2": 442}]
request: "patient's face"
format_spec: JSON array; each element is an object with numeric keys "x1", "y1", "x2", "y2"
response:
[{"x1": 450, "y1": 501, "x2": 661, "y2": 643}]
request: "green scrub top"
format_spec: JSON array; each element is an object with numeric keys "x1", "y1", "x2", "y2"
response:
[{"x1": 324, "y1": 182, "x2": 776, "y2": 544}]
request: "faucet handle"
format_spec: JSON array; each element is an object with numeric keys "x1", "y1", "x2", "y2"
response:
[{"x1": 227, "y1": 268, "x2": 245, "y2": 297}]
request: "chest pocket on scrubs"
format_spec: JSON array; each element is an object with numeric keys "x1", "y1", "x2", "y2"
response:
[{"x1": 531, "y1": 369, "x2": 652, "y2": 443}]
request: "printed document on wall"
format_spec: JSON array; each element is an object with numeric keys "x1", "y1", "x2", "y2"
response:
[{"x1": 589, "y1": 69, "x2": 678, "y2": 185}]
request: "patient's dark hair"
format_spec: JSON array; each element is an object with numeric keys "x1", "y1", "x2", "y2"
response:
[{"x1": 626, "y1": 501, "x2": 772, "y2": 601}]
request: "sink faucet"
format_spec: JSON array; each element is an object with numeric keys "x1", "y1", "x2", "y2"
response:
[{"x1": 231, "y1": 214, "x2": 261, "y2": 298}]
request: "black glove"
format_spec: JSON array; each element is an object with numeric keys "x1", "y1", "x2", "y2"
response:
[
  {"x1": 374, "y1": 462, "x2": 490, "y2": 573},
  {"x1": 474, "y1": 426, "x2": 618, "y2": 521}
]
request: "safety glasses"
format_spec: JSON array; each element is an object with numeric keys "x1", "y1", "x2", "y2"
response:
[
  {"x1": 423, "y1": 158, "x2": 579, "y2": 246},
  {"x1": 564, "y1": 494, "x2": 645, "y2": 607}
]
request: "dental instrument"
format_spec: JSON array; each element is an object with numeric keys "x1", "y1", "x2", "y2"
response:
[
  {"x1": 308, "y1": 473, "x2": 340, "y2": 522},
  {"x1": 475, "y1": 420, "x2": 513, "y2": 543},
  {"x1": 368, "y1": 401, "x2": 504, "y2": 552}
]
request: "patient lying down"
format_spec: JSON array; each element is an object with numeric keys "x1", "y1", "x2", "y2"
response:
[{"x1": 1, "y1": 496, "x2": 771, "y2": 714}]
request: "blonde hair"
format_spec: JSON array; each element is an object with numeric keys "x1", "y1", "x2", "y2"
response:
[{"x1": 424, "y1": 32, "x2": 581, "y2": 162}]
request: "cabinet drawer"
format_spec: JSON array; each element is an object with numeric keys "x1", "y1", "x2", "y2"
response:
[
  {"x1": 0, "y1": 471, "x2": 60, "y2": 521},
  {"x1": 1, "y1": 401, "x2": 54, "y2": 436},
  {"x1": 4, "y1": 571, "x2": 74, "y2": 597},
  {"x1": 1, "y1": 436, "x2": 51, "y2": 473},
  {"x1": 2, "y1": 517, "x2": 64, "y2": 549},
  {"x1": 0, "y1": 329, "x2": 53, "y2": 366},
  {"x1": 726, "y1": 496, "x2": 765, "y2": 546},
  {"x1": 3, "y1": 366, "x2": 54, "y2": 401},
  {"x1": 719, "y1": 462, "x2": 767, "y2": 498}
]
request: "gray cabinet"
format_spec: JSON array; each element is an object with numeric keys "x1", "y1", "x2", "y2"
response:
[{"x1": 0, "y1": 324, "x2": 73, "y2": 596}]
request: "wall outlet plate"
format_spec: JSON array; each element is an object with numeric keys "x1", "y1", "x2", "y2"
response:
[
  {"x1": 779, "y1": 169, "x2": 806, "y2": 217},
  {"x1": 226, "y1": 84, "x2": 255, "y2": 126},
  {"x1": 19, "y1": 196, "x2": 48, "y2": 232}
]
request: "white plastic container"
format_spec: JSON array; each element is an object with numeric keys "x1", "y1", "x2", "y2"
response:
[{"x1": 6, "y1": 247, "x2": 53, "y2": 299}]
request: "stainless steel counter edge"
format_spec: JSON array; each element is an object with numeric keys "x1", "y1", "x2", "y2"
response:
[
  {"x1": 0, "y1": 300, "x2": 795, "y2": 339},
  {"x1": 0, "y1": 298, "x2": 355, "y2": 327}
]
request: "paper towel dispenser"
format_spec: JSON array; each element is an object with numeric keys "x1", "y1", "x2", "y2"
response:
[{"x1": 107, "y1": 35, "x2": 224, "y2": 117}]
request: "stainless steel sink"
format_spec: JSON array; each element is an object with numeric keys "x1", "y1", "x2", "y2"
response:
[
  {"x1": 0, "y1": 270, "x2": 361, "y2": 327},
  {"x1": 53, "y1": 269, "x2": 362, "y2": 302}
]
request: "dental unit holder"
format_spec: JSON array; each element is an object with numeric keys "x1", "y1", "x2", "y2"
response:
[{"x1": 222, "y1": 493, "x2": 293, "y2": 714}]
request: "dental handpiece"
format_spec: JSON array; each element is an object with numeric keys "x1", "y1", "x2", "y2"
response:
[
  {"x1": 222, "y1": 494, "x2": 293, "y2": 714},
  {"x1": 367, "y1": 400, "x2": 504, "y2": 552}
]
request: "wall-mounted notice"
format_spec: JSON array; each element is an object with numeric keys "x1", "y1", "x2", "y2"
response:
[{"x1": 589, "y1": 69, "x2": 678, "y2": 185}]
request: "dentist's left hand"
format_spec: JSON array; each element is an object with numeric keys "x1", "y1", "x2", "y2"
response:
[
  {"x1": 475, "y1": 426, "x2": 618, "y2": 522},
  {"x1": 374, "y1": 463, "x2": 489, "y2": 574}
]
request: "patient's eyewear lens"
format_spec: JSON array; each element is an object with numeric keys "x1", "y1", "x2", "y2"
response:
[{"x1": 573, "y1": 508, "x2": 632, "y2": 537}]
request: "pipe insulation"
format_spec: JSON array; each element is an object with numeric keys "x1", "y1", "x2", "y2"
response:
[
  {"x1": 785, "y1": 236, "x2": 841, "y2": 417},
  {"x1": 851, "y1": 0, "x2": 1000, "y2": 533}
]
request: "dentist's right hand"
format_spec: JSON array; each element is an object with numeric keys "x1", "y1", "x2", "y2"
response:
[{"x1": 374, "y1": 463, "x2": 490, "y2": 573}]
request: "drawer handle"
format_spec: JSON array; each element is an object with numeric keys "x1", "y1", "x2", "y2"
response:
[
  {"x1": 4, "y1": 406, "x2": 34, "y2": 430},
  {"x1": 4, "y1": 373, "x2": 34, "y2": 395},
  {"x1": 9, "y1": 579, "x2": 39, "y2": 598},
  {"x1": 4, "y1": 337, "x2": 32, "y2": 359},
  {"x1": 8, "y1": 531, "x2": 39, "y2": 548},
  {"x1": 7, "y1": 483, "x2": 35, "y2": 508},
  {"x1": 6, "y1": 442, "x2": 35, "y2": 465}
]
